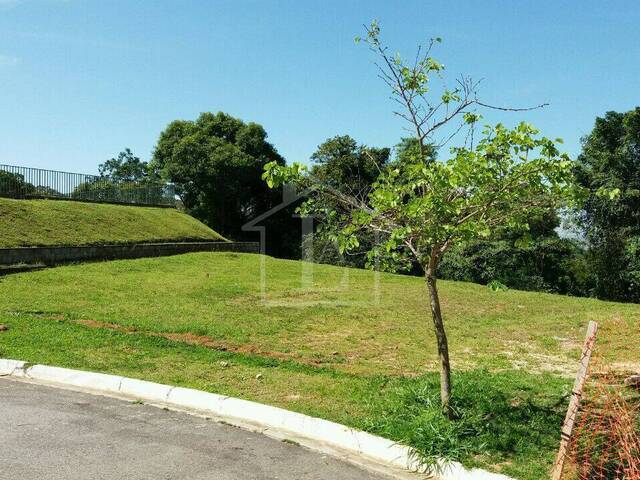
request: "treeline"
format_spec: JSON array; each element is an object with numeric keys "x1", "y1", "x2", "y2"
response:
[{"x1": 97, "y1": 108, "x2": 638, "y2": 303}]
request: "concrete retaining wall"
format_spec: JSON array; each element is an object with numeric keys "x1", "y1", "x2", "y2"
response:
[{"x1": 0, "y1": 241, "x2": 259, "y2": 267}]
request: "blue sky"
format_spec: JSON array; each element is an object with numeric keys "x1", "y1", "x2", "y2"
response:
[{"x1": 1, "y1": 0, "x2": 638, "y2": 174}]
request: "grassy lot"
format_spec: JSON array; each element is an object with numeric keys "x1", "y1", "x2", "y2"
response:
[
  {"x1": 0, "y1": 252, "x2": 638, "y2": 479},
  {"x1": 0, "y1": 197, "x2": 225, "y2": 247}
]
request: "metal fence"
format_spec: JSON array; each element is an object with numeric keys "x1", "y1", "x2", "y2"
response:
[{"x1": 0, "y1": 164, "x2": 176, "y2": 207}]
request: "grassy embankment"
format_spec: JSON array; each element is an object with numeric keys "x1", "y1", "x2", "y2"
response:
[
  {"x1": 0, "y1": 252, "x2": 637, "y2": 479},
  {"x1": 0, "y1": 197, "x2": 225, "y2": 247}
]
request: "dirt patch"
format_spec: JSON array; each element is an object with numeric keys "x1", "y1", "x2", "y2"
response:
[
  {"x1": 74, "y1": 319, "x2": 337, "y2": 367},
  {"x1": 77, "y1": 319, "x2": 137, "y2": 333},
  {"x1": 501, "y1": 340, "x2": 576, "y2": 377},
  {"x1": 556, "y1": 336, "x2": 582, "y2": 352},
  {"x1": 609, "y1": 361, "x2": 640, "y2": 375}
]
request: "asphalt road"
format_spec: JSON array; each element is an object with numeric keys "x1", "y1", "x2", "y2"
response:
[{"x1": 0, "y1": 378, "x2": 389, "y2": 480}]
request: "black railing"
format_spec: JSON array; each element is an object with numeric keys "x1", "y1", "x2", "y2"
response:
[{"x1": 0, "y1": 164, "x2": 176, "y2": 207}]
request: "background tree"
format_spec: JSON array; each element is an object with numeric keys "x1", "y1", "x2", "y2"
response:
[
  {"x1": 307, "y1": 135, "x2": 390, "y2": 268},
  {"x1": 99, "y1": 148, "x2": 155, "y2": 183},
  {"x1": 395, "y1": 137, "x2": 437, "y2": 164},
  {"x1": 438, "y1": 212, "x2": 592, "y2": 296},
  {"x1": 72, "y1": 148, "x2": 168, "y2": 205},
  {"x1": 0, "y1": 170, "x2": 36, "y2": 198},
  {"x1": 575, "y1": 107, "x2": 640, "y2": 302},
  {"x1": 307, "y1": 135, "x2": 593, "y2": 297},
  {"x1": 263, "y1": 22, "x2": 577, "y2": 416},
  {"x1": 311, "y1": 135, "x2": 390, "y2": 195},
  {"x1": 151, "y1": 112, "x2": 285, "y2": 239}
]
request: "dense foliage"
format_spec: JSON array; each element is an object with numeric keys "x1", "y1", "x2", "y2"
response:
[
  {"x1": 438, "y1": 213, "x2": 592, "y2": 296},
  {"x1": 0, "y1": 170, "x2": 37, "y2": 197},
  {"x1": 307, "y1": 135, "x2": 390, "y2": 268},
  {"x1": 304, "y1": 135, "x2": 594, "y2": 297},
  {"x1": 575, "y1": 107, "x2": 640, "y2": 302},
  {"x1": 99, "y1": 148, "x2": 156, "y2": 183},
  {"x1": 151, "y1": 112, "x2": 286, "y2": 239},
  {"x1": 305, "y1": 108, "x2": 640, "y2": 305},
  {"x1": 310, "y1": 135, "x2": 390, "y2": 194}
]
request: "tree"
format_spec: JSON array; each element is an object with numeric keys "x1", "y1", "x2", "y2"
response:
[
  {"x1": 263, "y1": 22, "x2": 577, "y2": 416},
  {"x1": 0, "y1": 170, "x2": 36, "y2": 198},
  {"x1": 151, "y1": 112, "x2": 285, "y2": 238},
  {"x1": 437, "y1": 212, "x2": 593, "y2": 296},
  {"x1": 311, "y1": 135, "x2": 390, "y2": 195},
  {"x1": 395, "y1": 137, "x2": 437, "y2": 164},
  {"x1": 71, "y1": 148, "x2": 168, "y2": 205},
  {"x1": 575, "y1": 108, "x2": 640, "y2": 302},
  {"x1": 99, "y1": 148, "x2": 155, "y2": 183},
  {"x1": 308, "y1": 135, "x2": 390, "y2": 268}
]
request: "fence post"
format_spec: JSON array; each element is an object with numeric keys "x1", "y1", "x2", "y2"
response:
[{"x1": 550, "y1": 320, "x2": 598, "y2": 480}]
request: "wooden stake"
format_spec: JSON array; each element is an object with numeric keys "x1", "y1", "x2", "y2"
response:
[{"x1": 550, "y1": 320, "x2": 598, "y2": 480}]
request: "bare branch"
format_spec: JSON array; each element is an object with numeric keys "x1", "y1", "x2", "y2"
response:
[{"x1": 475, "y1": 101, "x2": 549, "y2": 112}]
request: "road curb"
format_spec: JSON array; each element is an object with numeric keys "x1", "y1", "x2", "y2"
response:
[{"x1": 1, "y1": 359, "x2": 513, "y2": 480}]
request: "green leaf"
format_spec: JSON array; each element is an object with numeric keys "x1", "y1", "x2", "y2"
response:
[{"x1": 514, "y1": 233, "x2": 533, "y2": 249}]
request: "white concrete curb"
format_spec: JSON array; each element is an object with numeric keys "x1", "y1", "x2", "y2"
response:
[{"x1": 0, "y1": 359, "x2": 512, "y2": 480}]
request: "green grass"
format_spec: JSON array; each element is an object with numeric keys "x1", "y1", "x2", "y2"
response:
[
  {"x1": 0, "y1": 197, "x2": 225, "y2": 247},
  {"x1": 0, "y1": 252, "x2": 638, "y2": 479}
]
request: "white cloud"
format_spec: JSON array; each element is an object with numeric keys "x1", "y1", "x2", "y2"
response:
[{"x1": 0, "y1": 55, "x2": 19, "y2": 67}]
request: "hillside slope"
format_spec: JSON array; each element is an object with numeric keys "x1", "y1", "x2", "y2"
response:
[
  {"x1": 0, "y1": 198, "x2": 225, "y2": 247},
  {"x1": 0, "y1": 252, "x2": 638, "y2": 479}
]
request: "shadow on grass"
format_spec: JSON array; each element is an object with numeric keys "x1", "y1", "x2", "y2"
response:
[{"x1": 359, "y1": 370, "x2": 570, "y2": 480}]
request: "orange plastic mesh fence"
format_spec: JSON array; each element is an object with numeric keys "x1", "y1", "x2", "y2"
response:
[{"x1": 563, "y1": 367, "x2": 640, "y2": 479}]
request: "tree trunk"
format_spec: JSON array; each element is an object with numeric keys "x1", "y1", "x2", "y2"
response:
[{"x1": 425, "y1": 255, "x2": 453, "y2": 418}]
